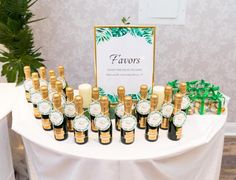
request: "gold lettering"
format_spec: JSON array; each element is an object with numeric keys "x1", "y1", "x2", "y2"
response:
[
  {"x1": 91, "y1": 121, "x2": 98, "y2": 131},
  {"x1": 124, "y1": 131, "x2": 134, "y2": 143},
  {"x1": 34, "y1": 107, "x2": 41, "y2": 118},
  {"x1": 100, "y1": 132, "x2": 111, "y2": 144},
  {"x1": 75, "y1": 131, "x2": 85, "y2": 143},
  {"x1": 161, "y1": 118, "x2": 169, "y2": 129},
  {"x1": 176, "y1": 127, "x2": 182, "y2": 139},
  {"x1": 54, "y1": 128, "x2": 64, "y2": 140},
  {"x1": 42, "y1": 118, "x2": 51, "y2": 130},
  {"x1": 139, "y1": 117, "x2": 146, "y2": 128},
  {"x1": 148, "y1": 129, "x2": 157, "y2": 140}
]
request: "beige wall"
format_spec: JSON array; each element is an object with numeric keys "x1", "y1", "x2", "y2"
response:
[{"x1": 27, "y1": 0, "x2": 235, "y2": 121}]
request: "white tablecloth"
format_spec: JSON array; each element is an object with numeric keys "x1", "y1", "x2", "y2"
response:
[
  {"x1": 12, "y1": 86, "x2": 228, "y2": 180},
  {"x1": 0, "y1": 83, "x2": 16, "y2": 180}
]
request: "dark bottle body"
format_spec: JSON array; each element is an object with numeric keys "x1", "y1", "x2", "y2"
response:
[
  {"x1": 41, "y1": 114, "x2": 53, "y2": 131},
  {"x1": 98, "y1": 124, "x2": 112, "y2": 145},
  {"x1": 121, "y1": 128, "x2": 135, "y2": 144},
  {"x1": 74, "y1": 130, "x2": 88, "y2": 144},
  {"x1": 145, "y1": 123, "x2": 159, "y2": 142},
  {"x1": 25, "y1": 90, "x2": 31, "y2": 103},
  {"x1": 33, "y1": 104, "x2": 41, "y2": 119},
  {"x1": 53, "y1": 118, "x2": 68, "y2": 141},
  {"x1": 168, "y1": 118, "x2": 182, "y2": 141},
  {"x1": 137, "y1": 112, "x2": 148, "y2": 129},
  {"x1": 90, "y1": 115, "x2": 98, "y2": 132},
  {"x1": 65, "y1": 116, "x2": 74, "y2": 132},
  {"x1": 115, "y1": 114, "x2": 121, "y2": 131}
]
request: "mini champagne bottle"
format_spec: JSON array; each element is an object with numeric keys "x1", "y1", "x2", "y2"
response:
[
  {"x1": 120, "y1": 96, "x2": 137, "y2": 144},
  {"x1": 168, "y1": 93, "x2": 187, "y2": 141},
  {"x1": 39, "y1": 66, "x2": 48, "y2": 87},
  {"x1": 50, "y1": 93, "x2": 68, "y2": 141},
  {"x1": 89, "y1": 87, "x2": 101, "y2": 132},
  {"x1": 30, "y1": 78, "x2": 42, "y2": 119},
  {"x1": 115, "y1": 86, "x2": 125, "y2": 131},
  {"x1": 179, "y1": 82, "x2": 191, "y2": 115},
  {"x1": 145, "y1": 94, "x2": 163, "y2": 142},
  {"x1": 136, "y1": 84, "x2": 150, "y2": 129},
  {"x1": 57, "y1": 66, "x2": 67, "y2": 92},
  {"x1": 64, "y1": 87, "x2": 76, "y2": 132},
  {"x1": 38, "y1": 86, "x2": 53, "y2": 131},
  {"x1": 55, "y1": 81, "x2": 66, "y2": 105},
  {"x1": 73, "y1": 96, "x2": 90, "y2": 144},
  {"x1": 95, "y1": 96, "x2": 112, "y2": 145},
  {"x1": 49, "y1": 75, "x2": 57, "y2": 96},
  {"x1": 23, "y1": 66, "x2": 32, "y2": 103},
  {"x1": 160, "y1": 86, "x2": 174, "y2": 130}
]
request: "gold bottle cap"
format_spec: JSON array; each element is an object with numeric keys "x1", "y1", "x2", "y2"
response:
[
  {"x1": 32, "y1": 72, "x2": 39, "y2": 79},
  {"x1": 150, "y1": 94, "x2": 158, "y2": 111},
  {"x1": 58, "y1": 66, "x2": 64, "y2": 77},
  {"x1": 140, "y1": 84, "x2": 148, "y2": 99},
  {"x1": 124, "y1": 96, "x2": 132, "y2": 114},
  {"x1": 92, "y1": 87, "x2": 99, "y2": 100},
  {"x1": 100, "y1": 96, "x2": 109, "y2": 115},
  {"x1": 179, "y1": 82, "x2": 187, "y2": 94},
  {"x1": 53, "y1": 93, "x2": 61, "y2": 109},
  {"x1": 24, "y1": 66, "x2": 31, "y2": 79},
  {"x1": 164, "y1": 86, "x2": 173, "y2": 102},
  {"x1": 50, "y1": 76, "x2": 56, "y2": 89},
  {"x1": 74, "y1": 95, "x2": 83, "y2": 114},
  {"x1": 117, "y1": 86, "x2": 125, "y2": 103},
  {"x1": 66, "y1": 87, "x2": 74, "y2": 102},
  {"x1": 174, "y1": 93, "x2": 183, "y2": 112},
  {"x1": 32, "y1": 78, "x2": 40, "y2": 90},
  {"x1": 39, "y1": 66, "x2": 47, "y2": 80},
  {"x1": 40, "y1": 86, "x2": 48, "y2": 99},
  {"x1": 56, "y1": 81, "x2": 63, "y2": 93},
  {"x1": 49, "y1": 70, "x2": 55, "y2": 77}
]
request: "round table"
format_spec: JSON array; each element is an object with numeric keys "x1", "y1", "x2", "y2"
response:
[
  {"x1": 0, "y1": 83, "x2": 16, "y2": 180},
  {"x1": 12, "y1": 86, "x2": 228, "y2": 180}
]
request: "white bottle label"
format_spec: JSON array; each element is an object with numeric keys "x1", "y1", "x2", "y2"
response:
[
  {"x1": 31, "y1": 92, "x2": 42, "y2": 104},
  {"x1": 50, "y1": 111, "x2": 63, "y2": 126},
  {"x1": 181, "y1": 95, "x2": 191, "y2": 110},
  {"x1": 38, "y1": 100, "x2": 52, "y2": 115},
  {"x1": 24, "y1": 79, "x2": 32, "y2": 91},
  {"x1": 136, "y1": 100, "x2": 150, "y2": 115},
  {"x1": 94, "y1": 115, "x2": 111, "y2": 131},
  {"x1": 115, "y1": 103, "x2": 124, "y2": 118},
  {"x1": 147, "y1": 111, "x2": 163, "y2": 127},
  {"x1": 121, "y1": 115, "x2": 137, "y2": 131},
  {"x1": 173, "y1": 111, "x2": 187, "y2": 127},
  {"x1": 89, "y1": 101, "x2": 101, "y2": 116},
  {"x1": 161, "y1": 103, "x2": 174, "y2": 118},
  {"x1": 74, "y1": 115, "x2": 90, "y2": 131},
  {"x1": 64, "y1": 103, "x2": 76, "y2": 117}
]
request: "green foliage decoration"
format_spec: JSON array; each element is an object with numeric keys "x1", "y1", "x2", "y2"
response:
[{"x1": 0, "y1": 0, "x2": 45, "y2": 84}]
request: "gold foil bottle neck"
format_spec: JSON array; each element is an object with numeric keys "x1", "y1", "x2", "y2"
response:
[
  {"x1": 117, "y1": 86, "x2": 125, "y2": 103},
  {"x1": 92, "y1": 87, "x2": 99, "y2": 100},
  {"x1": 124, "y1": 96, "x2": 132, "y2": 114},
  {"x1": 58, "y1": 66, "x2": 65, "y2": 77},
  {"x1": 150, "y1": 94, "x2": 158, "y2": 111},
  {"x1": 100, "y1": 96, "x2": 109, "y2": 115},
  {"x1": 174, "y1": 93, "x2": 183, "y2": 113},
  {"x1": 49, "y1": 70, "x2": 55, "y2": 77},
  {"x1": 56, "y1": 81, "x2": 63, "y2": 93},
  {"x1": 32, "y1": 78, "x2": 40, "y2": 90},
  {"x1": 32, "y1": 72, "x2": 39, "y2": 79},
  {"x1": 66, "y1": 87, "x2": 74, "y2": 102},
  {"x1": 74, "y1": 95, "x2": 83, "y2": 114},
  {"x1": 53, "y1": 93, "x2": 61, "y2": 109},
  {"x1": 50, "y1": 76, "x2": 56, "y2": 89},
  {"x1": 140, "y1": 84, "x2": 148, "y2": 99},
  {"x1": 40, "y1": 86, "x2": 48, "y2": 99},
  {"x1": 164, "y1": 86, "x2": 173, "y2": 102},
  {"x1": 39, "y1": 66, "x2": 47, "y2": 80},
  {"x1": 179, "y1": 82, "x2": 187, "y2": 94},
  {"x1": 24, "y1": 66, "x2": 31, "y2": 80}
]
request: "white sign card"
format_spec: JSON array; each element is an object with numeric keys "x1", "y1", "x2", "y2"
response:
[{"x1": 94, "y1": 26, "x2": 156, "y2": 95}]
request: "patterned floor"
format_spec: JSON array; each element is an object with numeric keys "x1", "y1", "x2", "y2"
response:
[{"x1": 220, "y1": 137, "x2": 236, "y2": 180}]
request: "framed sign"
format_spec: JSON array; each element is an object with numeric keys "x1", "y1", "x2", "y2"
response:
[{"x1": 94, "y1": 25, "x2": 156, "y2": 95}]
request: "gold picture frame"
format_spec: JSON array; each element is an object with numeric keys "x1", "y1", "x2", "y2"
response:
[{"x1": 94, "y1": 25, "x2": 156, "y2": 93}]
